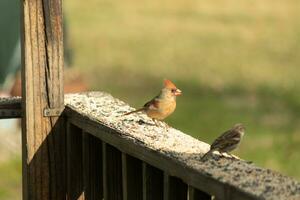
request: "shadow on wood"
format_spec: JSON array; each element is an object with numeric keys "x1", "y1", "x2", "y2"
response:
[{"x1": 24, "y1": 115, "x2": 67, "y2": 199}]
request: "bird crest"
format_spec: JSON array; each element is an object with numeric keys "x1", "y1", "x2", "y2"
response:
[{"x1": 164, "y1": 79, "x2": 177, "y2": 89}]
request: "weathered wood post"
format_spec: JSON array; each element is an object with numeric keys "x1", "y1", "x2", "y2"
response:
[{"x1": 21, "y1": 0, "x2": 64, "y2": 199}]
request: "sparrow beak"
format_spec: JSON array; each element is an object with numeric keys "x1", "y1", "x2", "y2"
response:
[{"x1": 174, "y1": 89, "x2": 182, "y2": 96}]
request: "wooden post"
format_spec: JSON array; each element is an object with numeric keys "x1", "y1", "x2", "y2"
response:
[{"x1": 21, "y1": 0, "x2": 64, "y2": 199}]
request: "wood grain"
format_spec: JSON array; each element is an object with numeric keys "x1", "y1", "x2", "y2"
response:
[{"x1": 21, "y1": 0, "x2": 64, "y2": 199}]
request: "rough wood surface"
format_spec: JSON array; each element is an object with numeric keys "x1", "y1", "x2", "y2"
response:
[
  {"x1": 64, "y1": 92, "x2": 300, "y2": 200},
  {"x1": 20, "y1": 0, "x2": 64, "y2": 199}
]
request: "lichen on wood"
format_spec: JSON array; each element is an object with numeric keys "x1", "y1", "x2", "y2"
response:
[{"x1": 65, "y1": 91, "x2": 300, "y2": 200}]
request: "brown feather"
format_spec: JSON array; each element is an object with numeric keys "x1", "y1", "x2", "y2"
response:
[{"x1": 144, "y1": 97, "x2": 159, "y2": 109}]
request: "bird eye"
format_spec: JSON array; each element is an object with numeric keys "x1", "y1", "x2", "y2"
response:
[{"x1": 171, "y1": 89, "x2": 177, "y2": 93}]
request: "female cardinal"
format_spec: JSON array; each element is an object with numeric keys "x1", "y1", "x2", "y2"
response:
[
  {"x1": 123, "y1": 79, "x2": 182, "y2": 125},
  {"x1": 201, "y1": 124, "x2": 245, "y2": 161}
]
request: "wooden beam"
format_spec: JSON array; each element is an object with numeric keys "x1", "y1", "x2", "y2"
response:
[
  {"x1": 66, "y1": 122, "x2": 84, "y2": 199},
  {"x1": 102, "y1": 142, "x2": 123, "y2": 200},
  {"x1": 21, "y1": 0, "x2": 64, "y2": 199},
  {"x1": 83, "y1": 132, "x2": 103, "y2": 199},
  {"x1": 143, "y1": 162, "x2": 164, "y2": 200},
  {"x1": 0, "y1": 97, "x2": 22, "y2": 119},
  {"x1": 122, "y1": 153, "x2": 143, "y2": 200},
  {"x1": 188, "y1": 186, "x2": 211, "y2": 200},
  {"x1": 102, "y1": 142, "x2": 108, "y2": 200},
  {"x1": 164, "y1": 174, "x2": 187, "y2": 200},
  {"x1": 163, "y1": 172, "x2": 170, "y2": 200}
]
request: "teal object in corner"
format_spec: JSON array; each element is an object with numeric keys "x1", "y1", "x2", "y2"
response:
[{"x1": 0, "y1": 0, "x2": 21, "y2": 86}]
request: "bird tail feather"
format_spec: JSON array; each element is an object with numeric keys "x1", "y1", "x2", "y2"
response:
[
  {"x1": 201, "y1": 150, "x2": 213, "y2": 161},
  {"x1": 123, "y1": 108, "x2": 145, "y2": 116}
]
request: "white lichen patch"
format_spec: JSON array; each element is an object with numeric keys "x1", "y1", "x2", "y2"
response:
[{"x1": 65, "y1": 92, "x2": 210, "y2": 156}]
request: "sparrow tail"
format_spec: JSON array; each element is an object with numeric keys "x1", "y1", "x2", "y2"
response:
[
  {"x1": 123, "y1": 108, "x2": 145, "y2": 116},
  {"x1": 201, "y1": 149, "x2": 213, "y2": 161}
]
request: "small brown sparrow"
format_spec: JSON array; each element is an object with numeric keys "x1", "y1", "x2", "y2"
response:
[
  {"x1": 201, "y1": 124, "x2": 245, "y2": 161},
  {"x1": 123, "y1": 79, "x2": 182, "y2": 125}
]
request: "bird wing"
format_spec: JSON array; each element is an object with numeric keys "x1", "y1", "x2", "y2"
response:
[
  {"x1": 210, "y1": 129, "x2": 241, "y2": 150},
  {"x1": 221, "y1": 129, "x2": 241, "y2": 141},
  {"x1": 144, "y1": 96, "x2": 160, "y2": 110}
]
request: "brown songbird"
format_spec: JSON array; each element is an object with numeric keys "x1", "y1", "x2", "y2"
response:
[
  {"x1": 201, "y1": 124, "x2": 245, "y2": 160},
  {"x1": 123, "y1": 79, "x2": 182, "y2": 125}
]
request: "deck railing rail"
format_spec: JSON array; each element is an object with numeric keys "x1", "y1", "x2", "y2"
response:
[{"x1": 2, "y1": 93, "x2": 300, "y2": 200}]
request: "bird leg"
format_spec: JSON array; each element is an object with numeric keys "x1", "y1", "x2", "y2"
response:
[
  {"x1": 152, "y1": 119, "x2": 159, "y2": 126},
  {"x1": 138, "y1": 119, "x2": 146, "y2": 125},
  {"x1": 162, "y1": 121, "x2": 170, "y2": 132},
  {"x1": 223, "y1": 152, "x2": 237, "y2": 160},
  {"x1": 163, "y1": 121, "x2": 170, "y2": 128},
  {"x1": 138, "y1": 119, "x2": 155, "y2": 126},
  {"x1": 219, "y1": 152, "x2": 232, "y2": 158}
]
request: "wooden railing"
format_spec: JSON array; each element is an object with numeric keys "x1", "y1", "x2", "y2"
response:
[
  {"x1": 1, "y1": 92, "x2": 300, "y2": 199},
  {"x1": 63, "y1": 92, "x2": 300, "y2": 200}
]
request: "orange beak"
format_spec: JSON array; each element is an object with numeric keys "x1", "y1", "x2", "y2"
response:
[{"x1": 174, "y1": 88, "x2": 182, "y2": 96}]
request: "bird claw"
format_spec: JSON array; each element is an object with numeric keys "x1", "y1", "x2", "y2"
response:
[
  {"x1": 138, "y1": 119, "x2": 155, "y2": 126},
  {"x1": 138, "y1": 119, "x2": 145, "y2": 125}
]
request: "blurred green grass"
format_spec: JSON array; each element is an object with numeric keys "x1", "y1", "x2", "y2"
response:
[
  {"x1": 64, "y1": 0, "x2": 300, "y2": 179},
  {"x1": 0, "y1": 159, "x2": 21, "y2": 200}
]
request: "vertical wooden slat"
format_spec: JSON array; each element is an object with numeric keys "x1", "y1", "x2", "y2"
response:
[
  {"x1": 122, "y1": 154, "x2": 128, "y2": 200},
  {"x1": 21, "y1": 0, "x2": 64, "y2": 199},
  {"x1": 102, "y1": 142, "x2": 123, "y2": 200},
  {"x1": 67, "y1": 122, "x2": 84, "y2": 199},
  {"x1": 188, "y1": 186, "x2": 211, "y2": 200},
  {"x1": 83, "y1": 132, "x2": 103, "y2": 200},
  {"x1": 163, "y1": 172, "x2": 170, "y2": 200},
  {"x1": 143, "y1": 162, "x2": 164, "y2": 200},
  {"x1": 102, "y1": 142, "x2": 108, "y2": 200},
  {"x1": 166, "y1": 175, "x2": 188, "y2": 200},
  {"x1": 122, "y1": 153, "x2": 143, "y2": 200}
]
